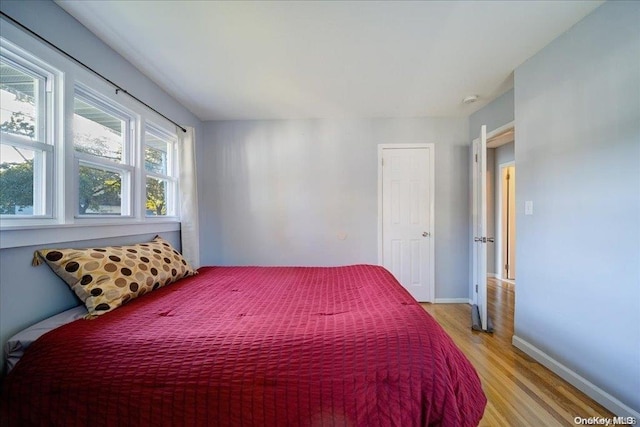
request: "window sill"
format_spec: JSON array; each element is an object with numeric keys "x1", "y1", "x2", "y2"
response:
[{"x1": 0, "y1": 221, "x2": 181, "y2": 249}]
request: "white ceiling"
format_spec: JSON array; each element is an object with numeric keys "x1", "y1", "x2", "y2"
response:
[{"x1": 56, "y1": 0, "x2": 603, "y2": 121}]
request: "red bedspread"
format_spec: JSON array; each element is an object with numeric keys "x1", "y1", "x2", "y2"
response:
[{"x1": 1, "y1": 265, "x2": 485, "y2": 426}]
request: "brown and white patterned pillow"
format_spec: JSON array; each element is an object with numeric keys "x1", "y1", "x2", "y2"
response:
[{"x1": 33, "y1": 236, "x2": 197, "y2": 317}]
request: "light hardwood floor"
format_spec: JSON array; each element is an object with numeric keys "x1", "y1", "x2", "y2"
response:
[{"x1": 421, "y1": 278, "x2": 614, "y2": 426}]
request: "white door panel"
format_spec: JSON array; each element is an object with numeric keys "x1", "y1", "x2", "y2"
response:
[
  {"x1": 472, "y1": 125, "x2": 489, "y2": 330},
  {"x1": 380, "y1": 146, "x2": 434, "y2": 302}
]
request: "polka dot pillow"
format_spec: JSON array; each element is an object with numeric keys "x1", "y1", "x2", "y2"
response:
[{"x1": 33, "y1": 236, "x2": 197, "y2": 317}]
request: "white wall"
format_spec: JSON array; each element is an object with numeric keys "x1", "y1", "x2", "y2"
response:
[
  {"x1": 201, "y1": 118, "x2": 471, "y2": 299},
  {"x1": 514, "y1": 0, "x2": 639, "y2": 415}
]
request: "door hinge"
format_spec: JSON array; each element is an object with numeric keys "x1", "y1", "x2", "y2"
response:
[
  {"x1": 381, "y1": 158, "x2": 384, "y2": 167},
  {"x1": 475, "y1": 153, "x2": 478, "y2": 162},
  {"x1": 475, "y1": 284, "x2": 478, "y2": 293}
]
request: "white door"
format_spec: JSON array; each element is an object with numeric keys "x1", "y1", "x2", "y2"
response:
[
  {"x1": 379, "y1": 145, "x2": 434, "y2": 302},
  {"x1": 472, "y1": 126, "x2": 489, "y2": 330}
]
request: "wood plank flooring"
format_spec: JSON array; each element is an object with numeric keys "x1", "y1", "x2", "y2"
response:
[{"x1": 421, "y1": 278, "x2": 614, "y2": 426}]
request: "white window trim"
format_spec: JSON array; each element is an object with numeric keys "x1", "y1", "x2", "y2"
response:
[{"x1": 0, "y1": 221, "x2": 181, "y2": 249}]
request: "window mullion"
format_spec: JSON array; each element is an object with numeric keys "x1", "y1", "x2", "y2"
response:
[
  {"x1": 62, "y1": 72, "x2": 76, "y2": 224},
  {"x1": 128, "y1": 117, "x2": 140, "y2": 219}
]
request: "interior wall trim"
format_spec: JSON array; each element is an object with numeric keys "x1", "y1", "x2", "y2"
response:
[{"x1": 512, "y1": 335, "x2": 640, "y2": 418}]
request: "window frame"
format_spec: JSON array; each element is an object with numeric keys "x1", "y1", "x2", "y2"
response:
[
  {"x1": 0, "y1": 38, "x2": 57, "y2": 222},
  {"x1": 143, "y1": 123, "x2": 179, "y2": 219},
  {"x1": 0, "y1": 19, "x2": 183, "y2": 247},
  {"x1": 72, "y1": 85, "x2": 136, "y2": 219}
]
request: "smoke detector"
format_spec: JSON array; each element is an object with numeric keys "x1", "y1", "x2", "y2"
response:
[{"x1": 463, "y1": 95, "x2": 479, "y2": 104}]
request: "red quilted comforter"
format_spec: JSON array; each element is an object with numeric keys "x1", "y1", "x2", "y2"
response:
[{"x1": 1, "y1": 265, "x2": 485, "y2": 426}]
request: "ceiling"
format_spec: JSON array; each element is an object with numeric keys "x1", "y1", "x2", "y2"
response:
[{"x1": 56, "y1": 0, "x2": 603, "y2": 122}]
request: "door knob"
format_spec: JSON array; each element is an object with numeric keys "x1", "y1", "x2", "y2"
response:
[{"x1": 422, "y1": 232, "x2": 430, "y2": 237}]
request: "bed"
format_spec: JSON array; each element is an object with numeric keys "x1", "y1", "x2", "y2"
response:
[{"x1": 1, "y1": 264, "x2": 486, "y2": 426}]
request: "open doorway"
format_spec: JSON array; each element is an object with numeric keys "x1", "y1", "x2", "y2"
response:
[
  {"x1": 486, "y1": 123, "x2": 515, "y2": 285},
  {"x1": 487, "y1": 122, "x2": 517, "y2": 335},
  {"x1": 471, "y1": 122, "x2": 515, "y2": 333},
  {"x1": 499, "y1": 163, "x2": 516, "y2": 282}
]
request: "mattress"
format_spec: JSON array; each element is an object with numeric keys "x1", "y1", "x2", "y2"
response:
[{"x1": 1, "y1": 265, "x2": 486, "y2": 426}]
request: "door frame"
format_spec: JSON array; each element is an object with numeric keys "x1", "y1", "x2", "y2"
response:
[
  {"x1": 497, "y1": 161, "x2": 515, "y2": 281},
  {"x1": 377, "y1": 143, "x2": 435, "y2": 303},
  {"x1": 470, "y1": 122, "x2": 515, "y2": 311}
]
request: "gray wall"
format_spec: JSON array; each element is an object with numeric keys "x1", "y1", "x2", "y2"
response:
[
  {"x1": 495, "y1": 141, "x2": 514, "y2": 166},
  {"x1": 0, "y1": 1, "x2": 202, "y2": 373},
  {"x1": 201, "y1": 118, "x2": 471, "y2": 300},
  {"x1": 469, "y1": 89, "x2": 514, "y2": 142},
  {"x1": 0, "y1": 232, "x2": 181, "y2": 373},
  {"x1": 514, "y1": 0, "x2": 639, "y2": 414}
]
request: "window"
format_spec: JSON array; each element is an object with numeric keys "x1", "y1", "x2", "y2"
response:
[
  {"x1": 144, "y1": 126, "x2": 177, "y2": 217},
  {"x1": 0, "y1": 24, "x2": 181, "y2": 241},
  {"x1": 0, "y1": 51, "x2": 53, "y2": 217},
  {"x1": 73, "y1": 87, "x2": 133, "y2": 216}
]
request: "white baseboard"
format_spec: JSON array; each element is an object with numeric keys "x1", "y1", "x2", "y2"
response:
[
  {"x1": 512, "y1": 335, "x2": 640, "y2": 418},
  {"x1": 434, "y1": 298, "x2": 472, "y2": 304}
]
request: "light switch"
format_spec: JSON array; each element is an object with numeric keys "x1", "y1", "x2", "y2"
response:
[{"x1": 525, "y1": 201, "x2": 533, "y2": 215}]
